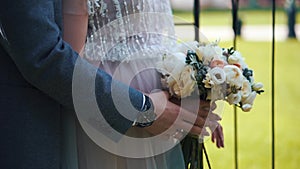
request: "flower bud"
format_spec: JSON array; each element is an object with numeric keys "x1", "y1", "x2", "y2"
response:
[
  {"x1": 252, "y1": 82, "x2": 264, "y2": 91},
  {"x1": 227, "y1": 93, "x2": 242, "y2": 105},
  {"x1": 242, "y1": 91, "x2": 257, "y2": 105},
  {"x1": 241, "y1": 80, "x2": 252, "y2": 98},
  {"x1": 242, "y1": 104, "x2": 252, "y2": 112}
]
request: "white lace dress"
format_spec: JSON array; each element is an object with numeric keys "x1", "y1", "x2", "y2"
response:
[
  {"x1": 83, "y1": 0, "x2": 176, "y2": 90},
  {"x1": 75, "y1": 0, "x2": 185, "y2": 168}
]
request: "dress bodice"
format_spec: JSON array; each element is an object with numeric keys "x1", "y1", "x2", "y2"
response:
[
  {"x1": 84, "y1": 0, "x2": 176, "y2": 62},
  {"x1": 63, "y1": 1, "x2": 186, "y2": 167}
]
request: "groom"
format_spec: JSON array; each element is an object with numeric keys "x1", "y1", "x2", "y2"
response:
[
  {"x1": 0, "y1": 0, "x2": 157, "y2": 168},
  {"x1": 0, "y1": 0, "x2": 211, "y2": 169},
  {"x1": 0, "y1": 0, "x2": 145, "y2": 168}
]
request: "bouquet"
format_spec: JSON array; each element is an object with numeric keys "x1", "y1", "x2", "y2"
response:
[
  {"x1": 156, "y1": 40, "x2": 264, "y2": 112},
  {"x1": 156, "y1": 40, "x2": 264, "y2": 169}
]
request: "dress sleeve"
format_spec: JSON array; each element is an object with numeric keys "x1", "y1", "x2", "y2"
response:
[{"x1": 0, "y1": 0, "x2": 144, "y2": 136}]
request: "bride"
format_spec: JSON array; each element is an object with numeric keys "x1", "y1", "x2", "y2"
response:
[{"x1": 62, "y1": 0, "x2": 224, "y2": 168}]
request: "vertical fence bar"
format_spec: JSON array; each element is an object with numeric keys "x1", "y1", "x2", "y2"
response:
[
  {"x1": 177, "y1": 1, "x2": 206, "y2": 168},
  {"x1": 194, "y1": 1, "x2": 212, "y2": 168},
  {"x1": 231, "y1": 0, "x2": 238, "y2": 47},
  {"x1": 231, "y1": 0, "x2": 239, "y2": 169},
  {"x1": 193, "y1": 0, "x2": 200, "y2": 41},
  {"x1": 193, "y1": 1, "x2": 205, "y2": 169},
  {"x1": 233, "y1": 106, "x2": 238, "y2": 169},
  {"x1": 271, "y1": 0, "x2": 276, "y2": 169}
]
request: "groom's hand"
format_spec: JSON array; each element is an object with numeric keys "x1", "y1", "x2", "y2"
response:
[{"x1": 144, "y1": 91, "x2": 209, "y2": 137}]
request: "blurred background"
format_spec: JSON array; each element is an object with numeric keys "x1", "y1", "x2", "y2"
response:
[
  {"x1": 170, "y1": 0, "x2": 300, "y2": 168},
  {"x1": 171, "y1": 0, "x2": 297, "y2": 10}
]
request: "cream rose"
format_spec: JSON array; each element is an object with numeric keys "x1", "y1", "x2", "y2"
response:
[
  {"x1": 241, "y1": 79, "x2": 252, "y2": 98},
  {"x1": 168, "y1": 65, "x2": 196, "y2": 98},
  {"x1": 203, "y1": 73, "x2": 213, "y2": 88}
]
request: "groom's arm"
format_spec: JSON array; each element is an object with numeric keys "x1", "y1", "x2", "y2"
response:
[{"x1": 0, "y1": 0, "x2": 144, "y2": 135}]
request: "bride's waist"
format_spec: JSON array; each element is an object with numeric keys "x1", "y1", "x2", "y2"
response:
[{"x1": 83, "y1": 34, "x2": 175, "y2": 62}]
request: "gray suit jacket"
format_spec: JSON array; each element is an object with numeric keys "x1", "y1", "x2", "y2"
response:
[{"x1": 0, "y1": 0, "x2": 147, "y2": 168}]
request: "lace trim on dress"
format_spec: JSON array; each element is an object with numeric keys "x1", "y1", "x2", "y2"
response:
[{"x1": 84, "y1": 0, "x2": 176, "y2": 62}]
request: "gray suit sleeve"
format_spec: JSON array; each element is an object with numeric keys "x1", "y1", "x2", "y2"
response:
[{"x1": 0, "y1": 0, "x2": 145, "y2": 135}]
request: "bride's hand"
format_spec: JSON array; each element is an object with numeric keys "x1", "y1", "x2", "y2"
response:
[
  {"x1": 144, "y1": 91, "x2": 209, "y2": 138},
  {"x1": 186, "y1": 98, "x2": 224, "y2": 148},
  {"x1": 211, "y1": 123, "x2": 224, "y2": 148}
]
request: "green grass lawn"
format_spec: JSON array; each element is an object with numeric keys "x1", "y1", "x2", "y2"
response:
[
  {"x1": 173, "y1": 9, "x2": 300, "y2": 168},
  {"x1": 202, "y1": 39, "x2": 300, "y2": 169},
  {"x1": 173, "y1": 9, "x2": 300, "y2": 26}
]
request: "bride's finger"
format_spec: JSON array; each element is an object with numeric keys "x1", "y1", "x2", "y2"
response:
[
  {"x1": 174, "y1": 120, "x2": 209, "y2": 136},
  {"x1": 169, "y1": 129, "x2": 185, "y2": 140},
  {"x1": 217, "y1": 125, "x2": 224, "y2": 148},
  {"x1": 179, "y1": 109, "x2": 207, "y2": 128},
  {"x1": 211, "y1": 124, "x2": 224, "y2": 148},
  {"x1": 211, "y1": 130, "x2": 216, "y2": 143}
]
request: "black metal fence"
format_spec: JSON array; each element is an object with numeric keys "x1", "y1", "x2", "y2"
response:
[{"x1": 174, "y1": 0, "x2": 277, "y2": 168}]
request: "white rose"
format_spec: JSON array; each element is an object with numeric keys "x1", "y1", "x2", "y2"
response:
[
  {"x1": 223, "y1": 65, "x2": 244, "y2": 88},
  {"x1": 176, "y1": 41, "x2": 207, "y2": 61},
  {"x1": 156, "y1": 52, "x2": 188, "y2": 97},
  {"x1": 213, "y1": 46, "x2": 224, "y2": 58},
  {"x1": 197, "y1": 46, "x2": 213, "y2": 64},
  {"x1": 156, "y1": 52, "x2": 186, "y2": 76},
  {"x1": 228, "y1": 51, "x2": 248, "y2": 69},
  {"x1": 209, "y1": 67, "x2": 226, "y2": 85},
  {"x1": 198, "y1": 45, "x2": 223, "y2": 65}
]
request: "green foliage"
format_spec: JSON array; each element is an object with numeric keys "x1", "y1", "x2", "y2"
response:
[{"x1": 185, "y1": 50, "x2": 208, "y2": 98}]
